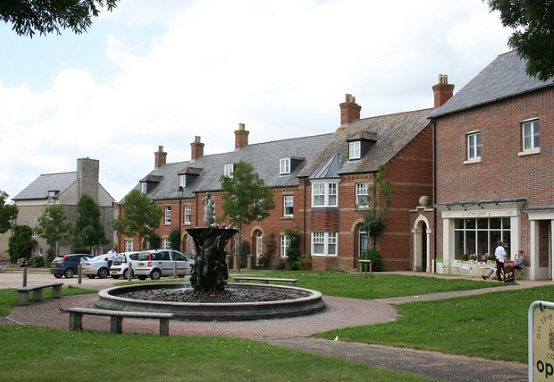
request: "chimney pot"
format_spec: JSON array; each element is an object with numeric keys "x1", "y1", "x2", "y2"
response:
[
  {"x1": 235, "y1": 122, "x2": 249, "y2": 150},
  {"x1": 432, "y1": 74, "x2": 455, "y2": 108}
]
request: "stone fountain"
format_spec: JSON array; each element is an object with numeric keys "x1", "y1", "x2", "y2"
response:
[{"x1": 95, "y1": 193, "x2": 326, "y2": 320}]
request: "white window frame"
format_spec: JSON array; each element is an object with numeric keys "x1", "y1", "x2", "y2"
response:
[
  {"x1": 522, "y1": 119, "x2": 540, "y2": 151},
  {"x1": 164, "y1": 206, "x2": 172, "y2": 225},
  {"x1": 311, "y1": 232, "x2": 338, "y2": 256},
  {"x1": 162, "y1": 238, "x2": 170, "y2": 249},
  {"x1": 280, "y1": 158, "x2": 291, "y2": 175},
  {"x1": 184, "y1": 204, "x2": 191, "y2": 225},
  {"x1": 283, "y1": 195, "x2": 294, "y2": 217},
  {"x1": 311, "y1": 181, "x2": 338, "y2": 207},
  {"x1": 256, "y1": 231, "x2": 263, "y2": 257},
  {"x1": 356, "y1": 183, "x2": 369, "y2": 208},
  {"x1": 224, "y1": 164, "x2": 234, "y2": 178},
  {"x1": 140, "y1": 182, "x2": 147, "y2": 194},
  {"x1": 349, "y1": 141, "x2": 361, "y2": 160},
  {"x1": 466, "y1": 131, "x2": 481, "y2": 162},
  {"x1": 280, "y1": 235, "x2": 289, "y2": 257},
  {"x1": 179, "y1": 174, "x2": 186, "y2": 188},
  {"x1": 124, "y1": 239, "x2": 133, "y2": 252}
]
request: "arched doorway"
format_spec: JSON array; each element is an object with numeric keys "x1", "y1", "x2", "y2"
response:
[
  {"x1": 357, "y1": 226, "x2": 368, "y2": 258},
  {"x1": 413, "y1": 216, "x2": 431, "y2": 272}
]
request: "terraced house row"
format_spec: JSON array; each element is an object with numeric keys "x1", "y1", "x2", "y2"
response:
[{"x1": 118, "y1": 51, "x2": 553, "y2": 279}]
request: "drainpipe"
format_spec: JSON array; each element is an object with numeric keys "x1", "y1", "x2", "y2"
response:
[{"x1": 432, "y1": 120, "x2": 437, "y2": 274}]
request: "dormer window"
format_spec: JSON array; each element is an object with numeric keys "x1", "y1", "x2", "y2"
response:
[
  {"x1": 140, "y1": 182, "x2": 147, "y2": 194},
  {"x1": 349, "y1": 141, "x2": 361, "y2": 160},
  {"x1": 224, "y1": 163, "x2": 235, "y2": 178},
  {"x1": 280, "y1": 158, "x2": 291, "y2": 175},
  {"x1": 179, "y1": 174, "x2": 186, "y2": 188}
]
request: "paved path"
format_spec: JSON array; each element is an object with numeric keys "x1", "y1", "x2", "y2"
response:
[{"x1": 3, "y1": 271, "x2": 548, "y2": 381}]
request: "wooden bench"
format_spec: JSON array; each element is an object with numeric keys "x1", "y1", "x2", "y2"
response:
[
  {"x1": 17, "y1": 282, "x2": 64, "y2": 305},
  {"x1": 64, "y1": 307, "x2": 174, "y2": 336},
  {"x1": 233, "y1": 276, "x2": 298, "y2": 286},
  {"x1": 358, "y1": 259, "x2": 373, "y2": 275}
]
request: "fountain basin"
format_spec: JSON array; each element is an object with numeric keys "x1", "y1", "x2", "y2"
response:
[{"x1": 95, "y1": 283, "x2": 326, "y2": 321}]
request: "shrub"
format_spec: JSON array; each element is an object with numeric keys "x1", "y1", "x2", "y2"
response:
[
  {"x1": 257, "y1": 255, "x2": 271, "y2": 268},
  {"x1": 299, "y1": 253, "x2": 312, "y2": 270},
  {"x1": 362, "y1": 249, "x2": 383, "y2": 272},
  {"x1": 28, "y1": 256, "x2": 45, "y2": 268},
  {"x1": 284, "y1": 229, "x2": 301, "y2": 270},
  {"x1": 17, "y1": 258, "x2": 29, "y2": 267}
]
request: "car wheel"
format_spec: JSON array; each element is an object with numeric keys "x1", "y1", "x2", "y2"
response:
[
  {"x1": 122, "y1": 269, "x2": 128, "y2": 279},
  {"x1": 98, "y1": 268, "x2": 109, "y2": 279},
  {"x1": 150, "y1": 269, "x2": 161, "y2": 280},
  {"x1": 54, "y1": 274, "x2": 62, "y2": 279},
  {"x1": 64, "y1": 268, "x2": 74, "y2": 278}
]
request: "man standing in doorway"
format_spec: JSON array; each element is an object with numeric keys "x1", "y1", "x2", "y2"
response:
[{"x1": 494, "y1": 241, "x2": 507, "y2": 282}]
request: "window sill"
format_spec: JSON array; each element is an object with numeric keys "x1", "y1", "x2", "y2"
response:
[
  {"x1": 463, "y1": 158, "x2": 481, "y2": 165},
  {"x1": 311, "y1": 254, "x2": 338, "y2": 257},
  {"x1": 518, "y1": 148, "x2": 540, "y2": 156},
  {"x1": 281, "y1": 216, "x2": 294, "y2": 220}
]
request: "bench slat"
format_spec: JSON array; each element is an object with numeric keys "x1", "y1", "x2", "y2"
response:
[
  {"x1": 65, "y1": 307, "x2": 174, "y2": 319},
  {"x1": 17, "y1": 283, "x2": 64, "y2": 292}
]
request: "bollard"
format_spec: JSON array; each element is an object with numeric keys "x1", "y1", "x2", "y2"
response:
[
  {"x1": 78, "y1": 264, "x2": 82, "y2": 284},
  {"x1": 128, "y1": 262, "x2": 133, "y2": 282},
  {"x1": 22, "y1": 266, "x2": 28, "y2": 287},
  {"x1": 173, "y1": 262, "x2": 177, "y2": 278}
]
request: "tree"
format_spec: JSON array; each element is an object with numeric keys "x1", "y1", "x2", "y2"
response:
[
  {"x1": 359, "y1": 165, "x2": 396, "y2": 252},
  {"x1": 36, "y1": 204, "x2": 72, "y2": 260},
  {"x1": 8, "y1": 225, "x2": 37, "y2": 263},
  {"x1": 486, "y1": 0, "x2": 554, "y2": 80},
  {"x1": 73, "y1": 194, "x2": 106, "y2": 252},
  {"x1": 220, "y1": 161, "x2": 276, "y2": 266},
  {"x1": 169, "y1": 229, "x2": 181, "y2": 251},
  {"x1": 113, "y1": 189, "x2": 163, "y2": 251},
  {"x1": 0, "y1": 0, "x2": 119, "y2": 38},
  {"x1": 0, "y1": 190, "x2": 18, "y2": 233}
]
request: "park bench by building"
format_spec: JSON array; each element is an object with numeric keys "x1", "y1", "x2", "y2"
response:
[{"x1": 232, "y1": 276, "x2": 298, "y2": 286}]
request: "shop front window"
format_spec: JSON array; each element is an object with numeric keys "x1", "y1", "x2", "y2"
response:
[{"x1": 454, "y1": 218, "x2": 510, "y2": 261}]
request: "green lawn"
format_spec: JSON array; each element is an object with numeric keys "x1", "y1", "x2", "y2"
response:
[
  {"x1": 316, "y1": 284, "x2": 554, "y2": 363},
  {"x1": 230, "y1": 270, "x2": 497, "y2": 299},
  {"x1": 0, "y1": 325, "x2": 431, "y2": 382},
  {"x1": 0, "y1": 286, "x2": 95, "y2": 316}
]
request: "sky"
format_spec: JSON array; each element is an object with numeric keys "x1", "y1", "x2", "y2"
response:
[{"x1": 0, "y1": 0, "x2": 512, "y2": 202}]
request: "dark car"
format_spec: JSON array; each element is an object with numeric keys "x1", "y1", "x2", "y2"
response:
[{"x1": 50, "y1": 254, "x2": 91, "y2": 278}]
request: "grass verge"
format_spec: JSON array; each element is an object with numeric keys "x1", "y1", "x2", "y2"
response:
[
  {"x1": 316, "y1": 284, "x2": 554, "y2": 363},
  {"x1": 0, "y1": 286, "x2": 95, "y2": 316},
  {"x1": 0, "y1": 326, "x2": 432, "y2": 382},
  {"x1": 230, "y1": 270, "x2": 497, "y2": 299}
]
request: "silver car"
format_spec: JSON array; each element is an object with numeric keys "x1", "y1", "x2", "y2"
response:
[
  {"x1": 133, "y1": 249, "x2": 195, "y2": 280},
  {"x1": 81, "y1": 255, "x2": 110, "y2": 279},
  {"x1": 109, "y1": 251, "x2": 140, "y2": 279}
]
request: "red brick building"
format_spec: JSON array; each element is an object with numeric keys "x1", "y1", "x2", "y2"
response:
[
  {"x1": 422, "y1": 51, "x2": 554, "y2": 280},
  {"x1": 118, "y1": 80, "x2": 452, "y2": 271}
]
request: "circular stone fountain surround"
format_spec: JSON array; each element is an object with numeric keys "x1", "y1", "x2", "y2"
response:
[{"x1": 95, "y1": 282, "x2": 326, "y2": 321}]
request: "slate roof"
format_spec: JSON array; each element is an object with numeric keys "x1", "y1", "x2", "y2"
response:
[
  {"x1": 13, "y1": 172, "x2": 77, "y2": 201},
  {"x1": 430, "y1": 50, "x2": 554, "y2": 118},
  {"x1": 134, "y1": 133, "x2": 335, "y2": 201},
  {"x1": 298, "y1": 108, "x2": 433, "y2": 177}
]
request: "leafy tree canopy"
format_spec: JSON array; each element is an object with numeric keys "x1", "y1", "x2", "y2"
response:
[
  {"x1": 220, "y1": 160, "x2": 276, "y2": 230},
  {"x1": 73, "y1": 194, "x2": 106, "y2": 250},
  {"x1": 36, "y1": 204, "x2": 71, "y2": 257},
  {"x1": 113, "y1": 189, "x2": 163, "y2": 250},
  {"x1": 0, "y1": 0, "x2": 119, "y2": 37},
  {"x1": 0, "y1": 190, "x2": 18, "y2": 234},
  {"x1": 486, "y1": 0, "x2": 554, "y2": 80},
  {"x1": 8, "y1": 225, "x2": 37, "y2": 263}
]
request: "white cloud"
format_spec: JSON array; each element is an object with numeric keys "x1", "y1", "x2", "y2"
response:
[{"x1": 0, "y1": 0, "x2": 510, "y2": 201}]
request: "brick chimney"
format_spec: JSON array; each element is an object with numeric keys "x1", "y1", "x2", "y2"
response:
[
  {"x1": 77, "y1": 157, "x2": 99, "y2": 200},
  {"x1": 432, "y1": 74, "x2": 455, "y2": 108},
  {"x1": 234, "y1": 123, "x2": 249, "y2": 150},
  {"x1": 154, "y1": 145, "x2": 167, "y2": 169},
  {"x1": 191, "y1": 136, "x2": 204, "y2": 160},
  {"x1": 340, "y1": 94, "x2": 362, "y2": 125}
]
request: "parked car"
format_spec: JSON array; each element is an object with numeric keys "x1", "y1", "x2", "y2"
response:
[
  {"x1": 109, "y1": 251, "x2": 140, "y2": 279},
  {"x1": 81, "y1": 255, "x2": 110, "y2": 279},
  {"x1": 134, "y1": 249, "x2": 195, "y2": 280},
  {"x1": 50, "y1": 254, "x2": 91, "y2": 278}
]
